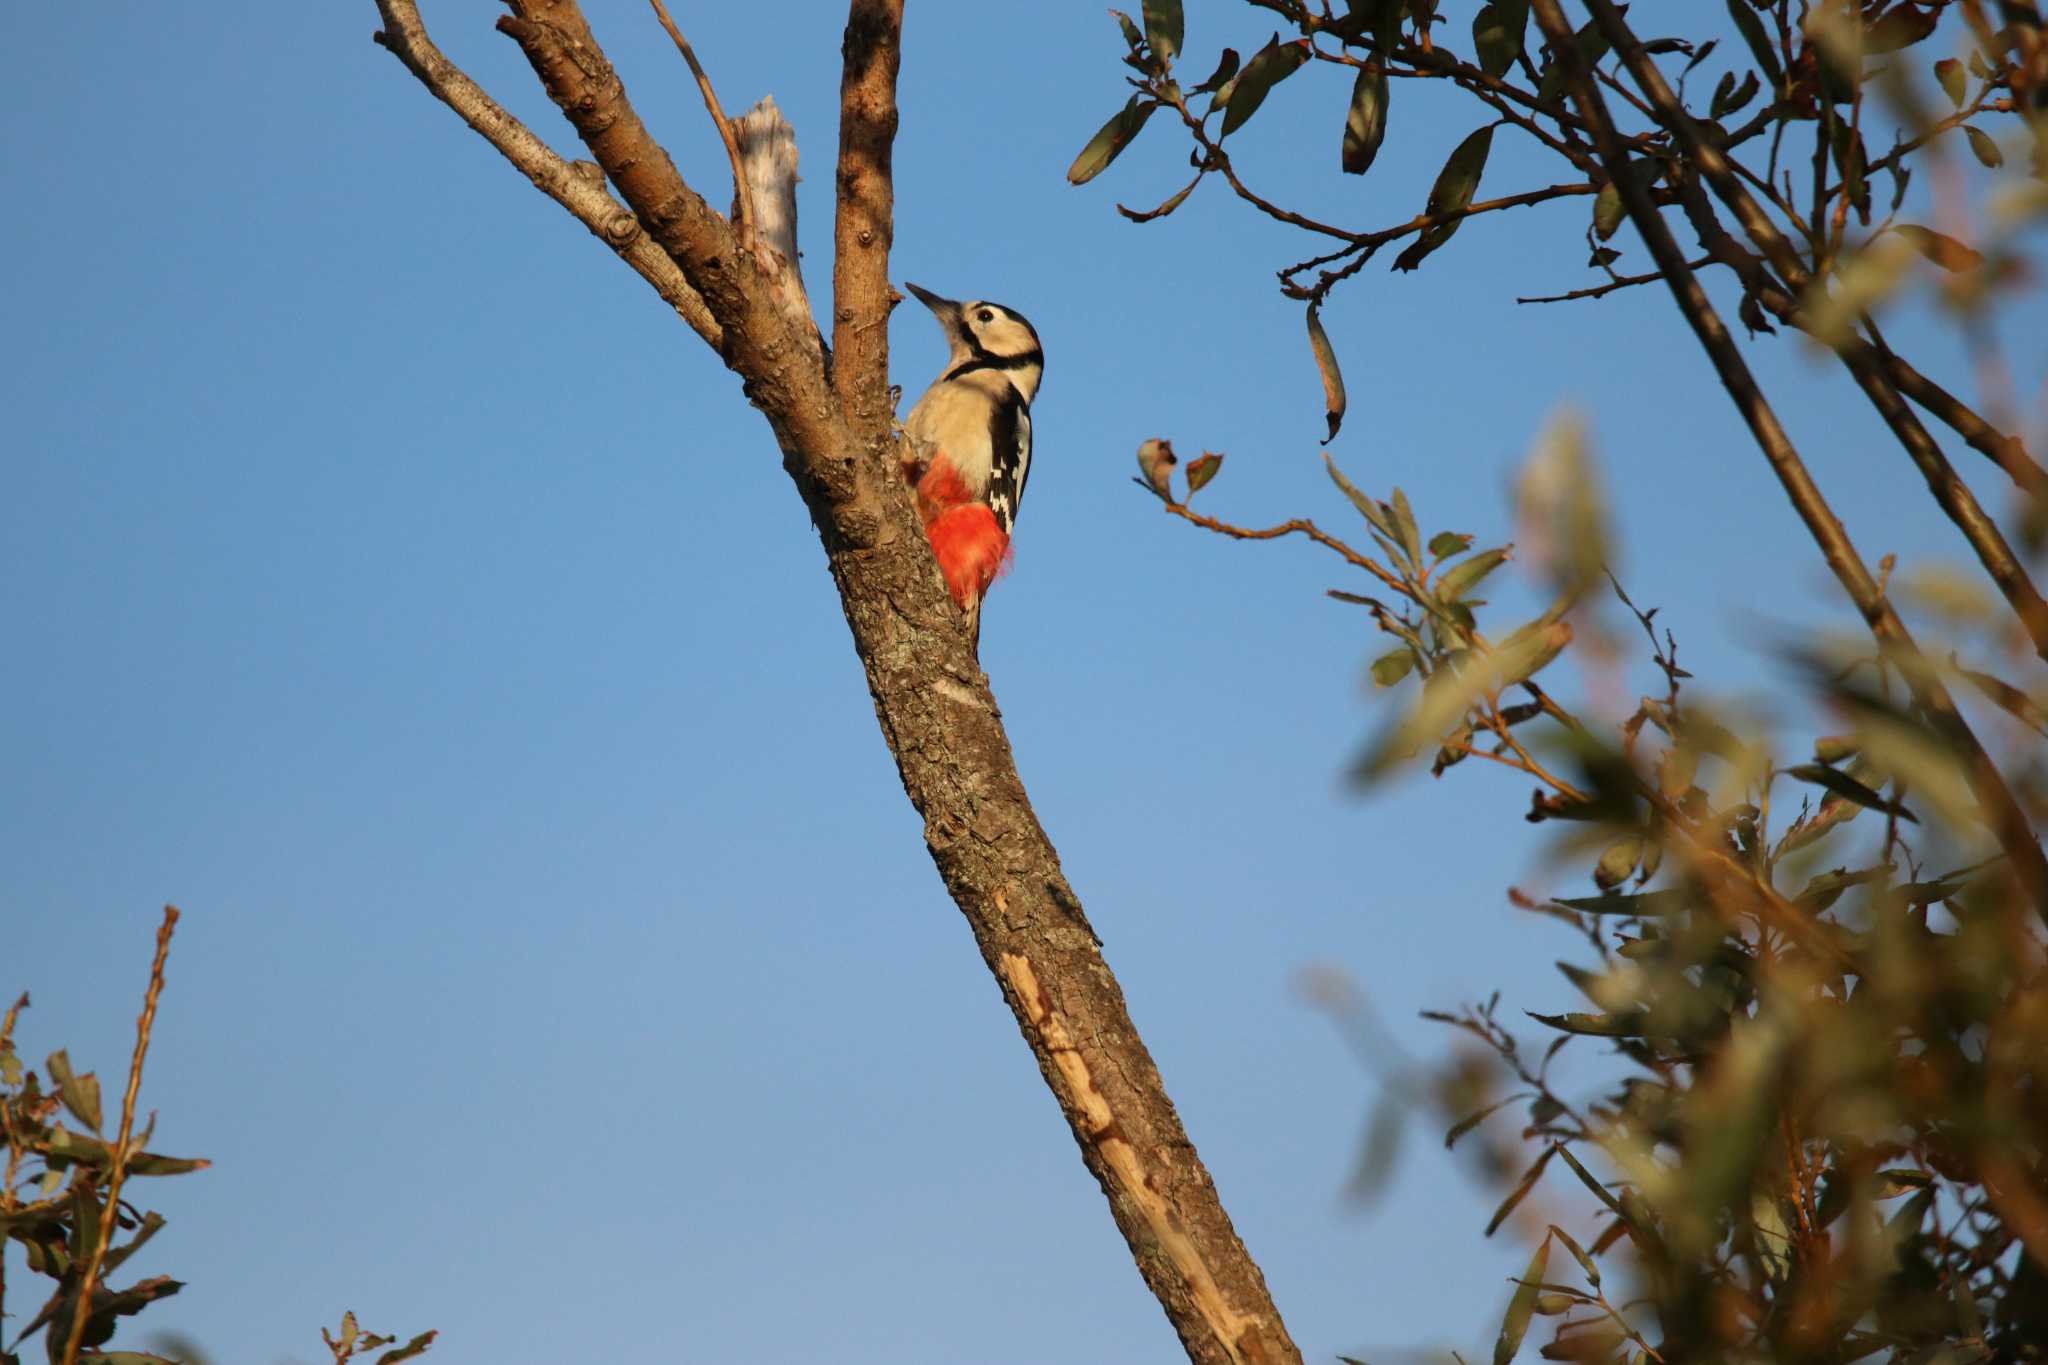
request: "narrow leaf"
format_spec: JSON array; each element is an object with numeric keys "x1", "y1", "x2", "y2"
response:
[
  {"x1": 1473, "y1": 1, "x2": 1530, "y2": 79},
  {"x1": 1527, "y1": 1009, "x2": 1647, "y2": 1037},
  {"x1": 46, "y1": 1050, "x2": 103, "y2": 1133},
  {"x1": 1430, "y1": 530, "x2": 1473, "y2": 559},
  {"x1": 1142, "y1": 0, "x2": 1183, "y2": 63},
  {"x1": 1435, "y1": 547, "x2": 1510, "y2": 603},
  {"x1": 1326, "y1": 458, "x2": 1397, "y2": 539},
  {"x1": 1725, "y1": 0, "x2": 1784, "y2": 91},
  {"x1": 1892, "y1": 224, "x2": 1984, "y2": 272},
  {"x1": 1192, "y1": 47, "x2": 1240, "y2": 94},
  {"x1": 1341, "y1": 64, "x2": 1391, "y2": 175},
  {"x1": 1445, "y1": 1092, "x2": 1531, "y2": 1149},
  {"x1": 1952, "y1": 654, "x2": 2048, "y2": 734},
  {"x1": 1067, "y1": 97, "x2": 1159, "y2": 185},
  {"x1": 1784, "y1": 762, "x2": 1918, "y2": 822},
  {"x1": 1551, "y1": 888, "x2": 1690, "y2": 916},
  {"x1": 1963, "y1": 124, "x2": 2003, "y2": 168},
  {"x1": 1307, "y1": 304, "x2": 1348, "y2": 441},
  {"x1": 1389, "y1": 487, "x2": 1423, "y2": 570},
  {"x1": 1548, "y1": 1224, "x2": 1600, "y2": 1287},
  {"x1": 1393, "y1": 125, "x2": 1495, "y2": 272},
  {"x1": 1486, "y1": 1147, "x2": 1555, "y2": 1236},
  {"x1": 1494, "y1": 1239, "x2": 1551, "y2": 1365},
  {"x1": 1223, "y1": 37, "x2": 1310, "y2": 138}
]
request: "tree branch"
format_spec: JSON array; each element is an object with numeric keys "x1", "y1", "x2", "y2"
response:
[
  {"x1": 379, "y1": 4, "x2": 1303, "y2": 1358},
  {"x1": 1583, "y1": 0, "x2": 2048, "y2": 662},
  {"x1": 1528, "y1": 0, "x2": 2048, "y2": 927},
  {"x1": 645, "y1": 0, "x2": 757, "y2": 247},
  {"x1": 832, "y1": 0, "x2": 903, "y2": 436},
  {"x1": 371, "y1": 0, "x2": 720, "y2": 348}
]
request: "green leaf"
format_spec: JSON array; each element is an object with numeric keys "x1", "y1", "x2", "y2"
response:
[
  {"x1": 1889, "y1": 223, "x2": 1984, "y2": 272},
  {"x1": 1370, "y1": 648, "x2": 1415, "y2": 687},
  {"x1": 1784, "y1": 762, "x2": 1917, "y2": 822},
  {"x1": 1725, "y1": 0, "x2": 1783, "y2": 92},
  {"x1": 1341, "y1": 63, "x2": 1391, "y2": 175},
  {"x1": 1551, "y1": 888, "x2": 1691, "y2": 916},
  {"x1": 1141, "y1": 0, "x2": 1183, "y2": 63},
  {"x1": 1184, "y1": 451, "x2": 1223, "y2": 495},
  {"x1": 1934, "y1": 57, "x2": 1967, "y2": 108},
  {"x1": 1472, "y1": 1, "x2": 1529, "y2": 79},
  {"x1": 1325, "y1": 458, "x2": 1398, "y2": 541},
  {"x1": 1494, "y1": 1238, "x2": 1551, "y2": 1365},
  {"x1": 1223, "y1": 37, "x2": 1310, "y2": 138},
  {"x1": 1711, "y1": 68, "x2": 1761, "y2": 118},
  {"x1": 1192, "y1": 47, "x2": 1240, "y2": 93},
  {"x1": 1393, "y1": 125, "x2": 1494, "y2": 271},
  {"x1": 374, "y1": 1331, "x2": 439, "y2": 1365},
  {"x1": 1306, "y1": 304, "x2": 1348, "y2": 441},
  {"x1": 1537, "y1": 18, "x2": 1611, "y2": 102},
  {"x1": 1486, "y1": 1147, "x2": 1555, "y2": 1235},
  {"x1": 1592, "y1": 182, "x2": 1624, "y2": 240},
  {"x1": 1356, "y1": 621, "x2": 1568, "y2": 778},
  {"x1": 1527, "y1": 1009, "x2": 1647, "y2": 1037},
  {"x1": 1067, "y1": 97, "x2": 1159, "y2": 185},
  {"x1": 1964, "y1": 123, "x2": 2003, "y2": 168},
  {"x1": 1429, "y1": 530, "x2": 1472, "y2": 559},
  {"x1": 1547, "y1": 1223, "x2": 1600, "y2": 1287},
  {"x1": 1389, "y1": 487, "x2": 1423, "y2": 570},
  {"x1": 1435, "y1": 547, "x2": 1510, "y2": 603},
  {"x1": 1445, "y1": 1092, "x2": 1532, "y2": 1149},
  {"x1": 46, "y1": 1050, "x2": 103, "y2": 1133},
  {"x1": 1951, "y1": 654, "x2": 2048, "y2": 734}
]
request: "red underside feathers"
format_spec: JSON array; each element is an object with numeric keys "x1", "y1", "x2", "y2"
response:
[{"x1": 915, "y1": 458, "x2": 1011, "y2": 610}]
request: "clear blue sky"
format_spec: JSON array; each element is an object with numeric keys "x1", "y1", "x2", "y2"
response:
[{"x1": 5, "y1": 5, "x2": 2042, "y2": 1363}]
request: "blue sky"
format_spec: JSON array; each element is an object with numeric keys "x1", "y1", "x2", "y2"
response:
[{"x1": 5, "y1": 4, "x2": 2043, "y2": 1363}]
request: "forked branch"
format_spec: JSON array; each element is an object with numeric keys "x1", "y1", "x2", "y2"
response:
[{"x1": 372, "y1": 4, "x2": 1302, "y2": 1360}]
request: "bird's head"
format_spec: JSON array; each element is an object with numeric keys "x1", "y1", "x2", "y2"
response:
[{"x1": 904, "y1": 282, "x2": 1043, "y2": 404}]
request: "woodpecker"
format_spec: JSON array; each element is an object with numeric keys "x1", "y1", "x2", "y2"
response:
[{"x1": 900, "y1": 282, "x2": 1043, "y2": 644}]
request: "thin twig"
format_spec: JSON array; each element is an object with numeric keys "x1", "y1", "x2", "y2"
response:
[
  {"x1": 59, "y1": 907, "x2": 179, "y2": 1365},
  {"x1": 371, "y1": 0, "x2": 720, "y2": 347},
  {"x1": 1517, "y1": 257, "x2": 1710, "y2": 305},
  {"x1": 1162, "y1": 500, "x2": 1408, "y2": 596},
  {"x1": 646, "y1": 0, "x2": 756, "y2": 246}
]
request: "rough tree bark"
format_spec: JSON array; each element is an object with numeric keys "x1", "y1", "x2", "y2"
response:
[{"x1": 370, "y1": 3, "x2": 1301, "y2": 1361}]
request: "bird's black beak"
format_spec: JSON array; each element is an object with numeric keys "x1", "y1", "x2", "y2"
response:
[{"x1": 904, "y1": 282, "x2": 962, "y2": 328}]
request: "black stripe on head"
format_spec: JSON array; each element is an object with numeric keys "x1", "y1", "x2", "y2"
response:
[{"x1": 943, "y1": 349, "x2": 1044, "y2": 384}]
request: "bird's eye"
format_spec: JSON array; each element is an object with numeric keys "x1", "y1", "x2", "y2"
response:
[{"x1": 976, "y1": 309, "x2": 995, "y2": 323}]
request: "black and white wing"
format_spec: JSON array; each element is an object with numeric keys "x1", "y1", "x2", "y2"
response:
[{"x1": 986, "y1": 397, "x2": 1033, "y2": 534}]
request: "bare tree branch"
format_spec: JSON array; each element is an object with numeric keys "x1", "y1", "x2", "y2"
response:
[
  {"x1": 371, "y1": 0, "x2": 720, "y2": 348},
  {"x1": 1528, "y1": 0, "x2": 2048, "y2": 927},
  {"x1": 832, "y1": 0, "x2": 903, "y2": 436},
  {"x1": 646, "y1": 0, "x2": 757, "y2": 247}
]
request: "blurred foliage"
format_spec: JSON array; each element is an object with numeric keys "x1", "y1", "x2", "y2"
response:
[
  {"x1": 0, "y1": 966, "x2": 433, "y2": 1365},
  {"x1": 1092, "y1": 1, "x2": 2048, "y2": 1362}
]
